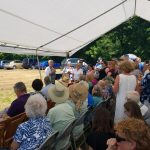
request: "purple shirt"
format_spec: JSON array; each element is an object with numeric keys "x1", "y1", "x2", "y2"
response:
[{"x1": 7, "y1": 94, "x2": 30, "y2": 117}]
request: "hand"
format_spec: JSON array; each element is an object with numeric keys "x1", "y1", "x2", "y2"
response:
[{"x1": 106, "y1": 138, "x2": 117, "y2": 150}]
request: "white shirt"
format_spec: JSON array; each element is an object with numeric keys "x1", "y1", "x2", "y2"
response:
[
  {"x1": 45, "y1": 66, "x2": 52, "y2": 76},
  {"x1": 41, "y1": 84, "x2": 54, "y2": 100},
  {"x1": 73, "y1": 68, "x2": 83, "y2": 81}
]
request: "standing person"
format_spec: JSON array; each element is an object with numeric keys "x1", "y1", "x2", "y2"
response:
[
  {"x1": 113, "y1": 61, "x2": 137, "y2": 123},
  {"x1": 72, "y1": 63, "x2": 83, "y2": 82},
  {"x1": 62, "y1": 61, "x2": 73, "y2": 80},
  {"x1": 45, "y1": 60, "x2": 56, "y2": 84},
  {"x1": 140, "y1": 72, "x2": 150, "y2": 106}
]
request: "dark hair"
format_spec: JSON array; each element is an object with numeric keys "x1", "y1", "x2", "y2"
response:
[
  {"x1": 92, "y1": 107, "x2": 113, "y2": 133},
  {"x1": 32, "y1": 79, "x2": 43, "y2": 91},
  {"x1": 124, "y1": 101, "x2": 143, "y2": 120},
  {"x1": 14, "y1": 82, "x2": 27, "y2": 93},
  {"x1": 102, "y1": 60, "x2": 108, "y2": 66}
]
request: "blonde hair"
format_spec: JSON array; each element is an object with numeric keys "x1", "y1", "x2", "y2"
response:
[
  {"x1": 119, "y1": 60, "x2": 134, "y2": 73},
  {"x1": 115, "y1": 118, "x2": 150, "y2": 150},
  {"x1": 25, "y1": 94, "x2": 47, "y2": 118}
]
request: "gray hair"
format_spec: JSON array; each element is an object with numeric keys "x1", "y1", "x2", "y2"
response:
[
  {"x1": 25, "y1": 94, "x2": 47, "y2": 118},
  {"x1": 44, "y1": 76, "x2": 51, "y2": 86},
  {"x1": 13, "y1": 82, "x2": 27, "y2": 93},
  {"x1": 126, "y1": 91, "x2": 140, "y2": 103}
]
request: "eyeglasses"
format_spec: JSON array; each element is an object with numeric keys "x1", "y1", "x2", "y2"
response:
[{"x1": 115, "y1": 134, "x2": 126, "y2": 142}]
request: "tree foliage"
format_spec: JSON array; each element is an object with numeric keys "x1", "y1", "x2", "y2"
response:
[{"x1": 74, "y1": 16, "x2": 150, "y2": 63}]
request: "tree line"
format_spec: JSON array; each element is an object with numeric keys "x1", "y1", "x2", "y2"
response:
[{"x1": 0, "y1": 17, "x2": 150, "y2": 64}]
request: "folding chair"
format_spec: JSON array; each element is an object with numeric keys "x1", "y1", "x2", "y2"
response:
[
  {"x1": 71, "y1": 111, "x2": 88, "y2": 150},
  {"x1": 53, "y1": 119, "x2": 76, "y2": 150},
  {"x1": 37, "y1": 131, "x2": 59, "y2": 150}
]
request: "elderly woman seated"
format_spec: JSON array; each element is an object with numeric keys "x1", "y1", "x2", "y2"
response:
[{"x1": 11, "y1": 94, "x2": 53, "y2": 150}]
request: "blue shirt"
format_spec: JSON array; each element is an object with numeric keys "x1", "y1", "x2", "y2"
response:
[
  {"x1": 88, "y1": 92, "x2": 94, "y2": 107},
  {"x1": 13, "y1": 117, "x2": 53, "y2": 150}
]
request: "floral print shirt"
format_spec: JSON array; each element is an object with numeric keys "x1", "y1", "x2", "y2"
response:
[{"x1": 13, "y1": 117, "x2": 53, "y2": 150}]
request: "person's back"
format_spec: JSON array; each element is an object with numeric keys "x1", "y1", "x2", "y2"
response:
[
  {"x1": 13, "y1": 117, "x2": 53, "y2": 150},
  {"x1": 41, "y1": 84, "x2": 54, "y2": 100},
  {"x1": 114, "y1": 74, "x2": 136, "y2": 123},
  {"x1": 7, "y1": 82, "x2": 30, "y2": 117},
  {"x1": 7, "y1": 93, "x2": 30, "y2": 117},
  {"x1": 86, "y1": 107, "x2": 115, "y2": 150},
  {"x1": 47, "y1": 103, "x2": 75, "y2": 150}
]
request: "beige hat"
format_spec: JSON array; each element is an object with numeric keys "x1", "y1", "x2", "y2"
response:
[
  {"x1": 59, "y1": 74, "x2": 70, "y2": 87},
  {"x1": 69, "y1": 82, "x2": 88, "y2": 103},
  {"x1": 48, "y1": 81, "x2": 69, "y2": 104}
]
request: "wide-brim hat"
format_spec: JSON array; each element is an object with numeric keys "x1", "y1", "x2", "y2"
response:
[
  {"x1": 69, "y1": 82, "x2": 88, "y2": 102},
  {"x1": 59, "y1": 74, "x2": 70, "y2": 87},
  {"x1": 48, "y1": 81, "x2": 69, "y2": 104}
]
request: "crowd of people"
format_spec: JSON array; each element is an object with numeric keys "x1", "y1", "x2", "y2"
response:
[{"x1": 0, "y1": 55, "x2": 150, "y2": 150}]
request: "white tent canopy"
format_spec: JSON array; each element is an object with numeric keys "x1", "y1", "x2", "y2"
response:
[{"x1": 0, "y1": 0, "x2": 149, "y2": 57}]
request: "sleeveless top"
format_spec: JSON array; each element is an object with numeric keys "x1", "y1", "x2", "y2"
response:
[{"x1": 114, "y1": 74, "x2": 136, "y2": 123}]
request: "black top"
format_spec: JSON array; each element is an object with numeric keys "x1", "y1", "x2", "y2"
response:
[
  {"x1": 86, "y1": 131, "x2": 115, "y2": 150},
  {"x1": 98, "y1": 67, "x2": 107, "y2": 80}
]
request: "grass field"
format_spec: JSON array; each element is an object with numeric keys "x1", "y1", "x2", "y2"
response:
[{"x1": 0, "y1": 69, "x2": 60, "y2": 110}]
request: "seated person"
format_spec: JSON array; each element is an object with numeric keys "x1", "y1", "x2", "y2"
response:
[
  {"x1": 126, "y1": 91, "x2": 150, "y2": 125},
  {"x1": 11, "y1": 94, "x2": 53, "y2": 150},
  {"x1": 47, "y1": 82, "x2": 75, "y2": 150},
  {"x1": 31, "y1": 79, "x2": 45, "y2": 98},
  {"x1": 124, "y1": 101, "x2": 144, "y2": 121},
  {"x1": 68, "y1": 81, "x2": 88, "y2": 137},
  {"x1": 7, "y1": 82, "x2": 30, "y2": 117},
  {"x1": 107, "y1": 118, "x2": 150, "y2": 150},
  {"x1": 86, "y1": 107, "x2": 115, "y2": 150},
  {"x1": 92, "y1": 84, "x2": 103, "y2": 107},
  {"x1": 41, "y1": 76, "x2": 54, "y2": 100}
]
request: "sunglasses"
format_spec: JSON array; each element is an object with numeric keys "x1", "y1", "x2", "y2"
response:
[{"x1": 115, "y1": 134, "x2": 126, "y2": 142}]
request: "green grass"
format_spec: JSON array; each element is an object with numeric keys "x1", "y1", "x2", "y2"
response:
[{"x1": 0, "y1": 69, "x2": 62, "y2": 110}]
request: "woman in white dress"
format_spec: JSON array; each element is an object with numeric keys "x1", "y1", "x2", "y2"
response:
[{"x1": 113, "y1": 61, "x2": 137, "y2": 123}]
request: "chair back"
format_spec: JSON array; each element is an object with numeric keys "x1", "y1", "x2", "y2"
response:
[
  {"x1": 57, "y1": 119, "x2": 76, "y2": 140},
  {"x1": 73, "y1": 111, "x2": 87, "y2": 127},
  {"x1": 46, "y1": 100, "x2": 55, "y2": 114},
  {"x1": 37, "y1": 131, "x2": 59, "y2": 150},
  {"x1": 4, "y1": 113, "x2": 26, "y2": 147}
]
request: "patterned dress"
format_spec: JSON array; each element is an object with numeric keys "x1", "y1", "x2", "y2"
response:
[
  {"x1": 141, "y1": 72, "x2": 150, "y2": 104},
  {"x1": 13, "y1": 117, "x2": 53, "y2": 150}
]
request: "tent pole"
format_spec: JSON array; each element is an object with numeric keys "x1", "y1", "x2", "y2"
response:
[{"x1": 36, "y1": 49, "x2": 42, "y2": 80}]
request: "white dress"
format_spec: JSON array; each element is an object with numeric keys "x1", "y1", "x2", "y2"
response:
[{"x1": 114, "y1": 74, "x2": 136, "y2": 123}]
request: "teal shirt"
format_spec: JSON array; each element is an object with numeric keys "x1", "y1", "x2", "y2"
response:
[{"x1": 93, "y1": 96, "x2": 103, "y2": 107}]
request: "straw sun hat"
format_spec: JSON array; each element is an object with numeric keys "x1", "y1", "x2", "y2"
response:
[
  {"x1": 69, "y1": 81, "x2": 88, "y2": 103},
  {"x1": 48, "y1": 81, "x2": 69, "y2": 104},
  {"x1": 58, "y1": 74, "x2": 70, "y2": 87}
]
